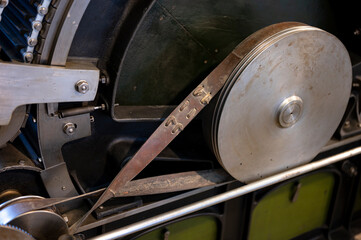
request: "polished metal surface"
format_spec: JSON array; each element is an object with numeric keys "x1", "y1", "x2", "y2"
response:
[
  {"x1": 0, "y1": 62, "x2": 99, "y2": 125},
  {"x1": 212, "y1": 25, "x2": 352, "y2": 183},
  {"x1": 89, "y1": 145, "x2": 361, "y2": 240},
  {"x1": 277, "y1": 96, "x2": 303, "y2": 128}
]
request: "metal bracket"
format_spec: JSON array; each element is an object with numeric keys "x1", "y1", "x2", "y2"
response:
[{"x1": 0, "y1": 61, "x2": 99, "y2": 125}]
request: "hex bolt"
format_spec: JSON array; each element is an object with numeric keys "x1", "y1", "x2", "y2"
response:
[
  {"x1": 63, "y1": 122, "x2": 76, "y2": 136},
  {"x1": 38, "y1": 5, "x2": 48, "y2": 16},
  {"x1": 75, "y1": 80, "x2": 90, "y2": 94}
]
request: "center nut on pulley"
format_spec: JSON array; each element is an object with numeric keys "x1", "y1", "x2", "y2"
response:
[
  {"x1": 277, "y1": 96, "x2": 303, "y2": 128},
  {"x1": 206, "y1": 22, "x2": 352, "y2": 183}
]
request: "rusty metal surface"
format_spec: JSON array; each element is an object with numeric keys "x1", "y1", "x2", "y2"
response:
[
  {"x1": 69, "y1": 22, "x2": 310, "y2": 233},
  {"x1": 114, "y1": 169, "x2": 231, "y2": 197}
]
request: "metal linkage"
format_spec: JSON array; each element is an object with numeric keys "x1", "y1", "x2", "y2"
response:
[
  {"x1": 90, "y1": 145, "x2": 361, "y2": 240},
  {"x1": 23, "y1": 0, "x2": 52, "y2": 63},
  {"x1": 0, "y1": 0, "x2": 8, "y2": 22},
  {"x1": 0, "y1": 61, "x2": 99, "y2": 125}
]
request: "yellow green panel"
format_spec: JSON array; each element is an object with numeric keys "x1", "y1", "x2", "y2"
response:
[
  {"x1": 135, "y1": 215, "x2": 218, "y2": 240},
  {"x1": 248, "y1": 172, "x2": 335, "y2": 240}
]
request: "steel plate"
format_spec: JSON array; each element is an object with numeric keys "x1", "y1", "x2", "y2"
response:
[{"x1": 212, "y1": 25, "x2": 352, "y2": 183}]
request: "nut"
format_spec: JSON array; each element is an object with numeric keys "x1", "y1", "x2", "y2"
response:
[
  {"x1": 63, "y1": 123, "x2": 76, "y2": 136},
  {"x1": 75, "y1": 80, "x2": 89, "y2": 94}
]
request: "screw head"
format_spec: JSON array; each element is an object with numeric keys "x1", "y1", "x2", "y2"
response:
[
  {"x1": 38, "y1": 6, "x2": 48, "y2": 16},
  {"x1": 75, "y1": 80, "x2": 90, "y2": 94},
  {"x1": 63, "y1": 123, "x2": 76, "y2": 136},
  {"x1": 61, "y1": 186, "x2": 66, "y2": 191}
]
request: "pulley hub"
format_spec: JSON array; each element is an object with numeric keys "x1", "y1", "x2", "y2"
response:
[
  {"x1": 277, "y1": 96, "x2": 303, "y2": 128},
  {"x1": 209, "y1": 22, "x2": 352, "y2": 183}
]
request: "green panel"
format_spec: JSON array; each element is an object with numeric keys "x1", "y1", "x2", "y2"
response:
[
  {"x1": 135, "y1": 215, "x2": 218, "y2": 240},
  {"x1": 248, "y1": 172, "x2": 335, "y2": 240}
]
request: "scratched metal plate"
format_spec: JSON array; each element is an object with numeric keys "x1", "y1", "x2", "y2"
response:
[{"x1": 212, "y1": 26, "x2": 352, "y2": 183}]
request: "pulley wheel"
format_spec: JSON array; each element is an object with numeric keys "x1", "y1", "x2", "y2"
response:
[{"x1": 209, "y1": 22, "x2": 352, "y2": 183}]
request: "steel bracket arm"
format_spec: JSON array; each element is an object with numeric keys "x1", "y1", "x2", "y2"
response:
[{"x1": 0, "y1": 61, "x2": 99, "y2": 125}]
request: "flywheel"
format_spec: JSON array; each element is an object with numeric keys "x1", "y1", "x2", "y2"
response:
[{"x1": 209, "y1": 22, "x2": 352, "y2": 183}]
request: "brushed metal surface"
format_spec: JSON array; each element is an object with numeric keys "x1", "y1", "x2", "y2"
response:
[
  {"x1": 0, "y1": 62, "x2": 99, "y2": 125},
  {"x1": 213, "y1": 26, "x2": 352, "y2": 183}
]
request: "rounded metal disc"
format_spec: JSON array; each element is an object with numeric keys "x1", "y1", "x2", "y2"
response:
[{"x1": 212, "y1": 24, "x2": 352, "y2": 183}]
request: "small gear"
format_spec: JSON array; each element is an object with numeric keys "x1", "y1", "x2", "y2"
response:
[{"x1": 0, "y1": 224, "x2": 36, "y2": 240}]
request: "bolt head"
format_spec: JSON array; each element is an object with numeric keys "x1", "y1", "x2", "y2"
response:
[
  {"x1": 32, "y1": 21, "x2": 42, "y2": 31},
  {"x1": 28, "y1": 37, "x2": 38, "y2": 47},
  {"x1": 38, "y1": 6, "x2": 48, "y2": 16},
  {"x1": 23, "y1": 52, "x2": 34, "y2": 63},
  {"x1": 63, "y1": 123, "x2": 76, "y2": 136},
  {"x1": 75, "y1": 80, "x2": 90, "y2": 94}
]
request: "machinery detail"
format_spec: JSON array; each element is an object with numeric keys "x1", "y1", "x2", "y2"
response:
[{"x1": 0, "y1": 1, "x2": 361, "y2": 240}]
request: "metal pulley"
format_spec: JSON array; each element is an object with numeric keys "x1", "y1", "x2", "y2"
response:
[{"x1": 207, "y1": 22, "x2": 352, "y2": 183}]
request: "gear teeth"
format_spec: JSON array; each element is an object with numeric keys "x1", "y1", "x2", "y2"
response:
[{"x1": 0, "y1": 223, "x2": 35, "y2": 239}]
